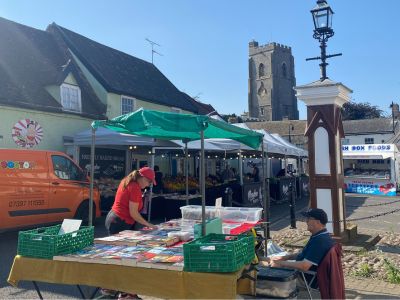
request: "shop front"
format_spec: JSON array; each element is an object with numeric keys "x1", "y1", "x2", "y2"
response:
[{"x1": 342, "y1": 144, "x2": 399, "y2": 196}]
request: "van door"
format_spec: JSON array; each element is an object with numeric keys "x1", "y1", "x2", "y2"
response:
[
  {"x1": 0, "y1": 153, "x2": 50, "y2": 230},
  {"x1": 47, "y1": 154, "x2": 87, "y2": 223}
]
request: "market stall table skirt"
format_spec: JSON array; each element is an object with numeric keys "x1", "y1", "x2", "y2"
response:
[{"x1": 8, "y1": 255, "x2": 252, "y2": 299}]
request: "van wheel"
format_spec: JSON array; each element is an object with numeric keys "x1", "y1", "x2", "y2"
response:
[{"x1": 74, "y1": 201, "x2": 96, "y2": 226}]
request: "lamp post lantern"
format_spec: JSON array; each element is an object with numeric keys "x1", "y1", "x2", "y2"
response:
[
  {"x1": 288, "y1": 124, "x2": 294, "y2": 143},
  {"x1": 306, "y1": 0, "x2": 342, "y2": 81}
]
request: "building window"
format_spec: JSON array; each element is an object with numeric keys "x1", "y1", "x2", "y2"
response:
[
  {"x1": 121, "y1": 96, "x2": 135, "y2": 115},
  {"x1": 282, "y1": 63, "x2": 287, "y2": 78},
  {"x1": 61, "y1": 84, "x2": 81, "y2": 112},
  {"x1": 365, "y1": 137, "x2": 374, "y2": 144},
  {"x1": 171, "y1": 107, "x2": 182, "y2": 113},
  {"x1": 260, "y1": 107, "x2": 265, "y2": 116},
  {"x1": 259, "y1": 63, "x2": 265, "y2": 77}
]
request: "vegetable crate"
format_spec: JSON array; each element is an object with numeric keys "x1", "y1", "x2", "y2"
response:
[
  {"x1": 17, "y1": 224, "x2": 94, "y2": 259},
  {"x1": 183, "y1": 233, "x2": 254, "y2": 272}
]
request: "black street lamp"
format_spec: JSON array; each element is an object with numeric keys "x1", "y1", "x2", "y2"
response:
[
  {"x1": 288, "y1": 124, "x2": 294, "y2": 143},
  {"x1": 306, "y1": 0, "x2": 342, "y2": 81}
]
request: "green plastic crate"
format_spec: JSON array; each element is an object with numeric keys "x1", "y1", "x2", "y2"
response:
[
  {"x1": 183, "y1": 233, "x2": 255, "y2": 273},
  {"x1": 17, "y1": 224, "x2": 94, "y2": 259}
]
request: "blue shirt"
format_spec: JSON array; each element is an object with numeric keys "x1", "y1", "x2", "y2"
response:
[{"x1": 296, "y1": 229, "x2": 335, "y2": 267}]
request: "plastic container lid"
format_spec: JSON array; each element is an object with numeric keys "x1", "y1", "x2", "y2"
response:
[{"x1": 257, "y1": 267, "x2": 298, "y2": 282}]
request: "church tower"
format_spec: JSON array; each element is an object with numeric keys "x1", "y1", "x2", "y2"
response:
[{"x1": 248, "y1": 40, "x2": 299, "y2": 121}]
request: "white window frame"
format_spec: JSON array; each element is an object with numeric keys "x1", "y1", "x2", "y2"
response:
[
  {"x1": 171, "y1": 107, "x2": 182, "y2": 114},
  {"x1": 121, "y1": 95, "x2": 136, "y2": 115},
  {"x1": 60, "y1": 83, "x2": 82, "y2": 113}
]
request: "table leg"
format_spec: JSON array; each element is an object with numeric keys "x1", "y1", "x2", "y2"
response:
[
  {"x1": 76, "y1": 285, "x2": 86, "y2": 299},
  {"x1": 32, "y1": 281, "x2": 43, "y2": 300}
]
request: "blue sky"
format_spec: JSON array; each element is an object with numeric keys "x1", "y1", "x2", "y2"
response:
[{"x1": 1, "y1": 0, "x2": 399, "y2": 119}]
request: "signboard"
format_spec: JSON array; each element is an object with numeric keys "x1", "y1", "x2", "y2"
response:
[
  {"x1": 344, "y1": 178, "x2": 396, "y2": 196},
  {"x1": 12, "y1": 119, "x2": 43, "y2": 148},
  {"x1": 242, "y1": 182, "x2": 262, "y2": 207},
  {"x1": 79, "y1": 147, "x2": 126, "y2": 179},
  {"x1": 342, "y1": 144, "x2": 393, "y2": 153}
]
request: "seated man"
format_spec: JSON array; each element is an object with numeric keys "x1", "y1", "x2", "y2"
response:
[{"x1": 264, "y1": 208, "x2": 335, "y2": 276}]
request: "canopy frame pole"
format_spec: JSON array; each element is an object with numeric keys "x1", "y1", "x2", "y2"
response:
[
  {"x1": 148, "y1": 147, "x2": 155, "y2": 222},
  {"x1": 261, "y1": 141, "x2": 271, "y2": 255},
  {"x1": 185, "y1": 141, "x2": 189, "y2": 206},
  {"x1": 89, "y1": 127, "x2": 96, "y2": 227},
  {"x1": 200, "y1": 131, "x2": 206, "y2": 236},
  {"x1": 239, "y1": 150, "x2": 243, "y2": 185}
]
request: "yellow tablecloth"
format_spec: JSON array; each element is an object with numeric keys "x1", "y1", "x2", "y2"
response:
[{"x1": 8, "y1": 255, "x2": 251, "y2": 299}]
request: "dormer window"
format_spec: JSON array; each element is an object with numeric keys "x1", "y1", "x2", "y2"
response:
[
  {"x1": 121, "y1": 96, "x2": 136, "y2": 115},
  {"x1": 61, "y1": 83, "x2": 81, "y2": 112}
]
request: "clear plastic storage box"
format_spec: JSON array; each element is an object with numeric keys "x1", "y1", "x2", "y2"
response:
[
  {"x1": 180, "y1": 205, "x2": 217, "y2": 220},
  {"x1": 220, "y1": 207, "x2": 263, "y2": 223},
  {"x1": 180, "y1": 205, "x2": 262, "y2": 223}
]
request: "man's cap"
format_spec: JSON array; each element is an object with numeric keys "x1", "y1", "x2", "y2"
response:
[
  {"x1": 139, "y1": 167, "x2": 157, "y2": 185},
  {"x1": 301, "y1": 208, "x2": 328, "y2": 225}
]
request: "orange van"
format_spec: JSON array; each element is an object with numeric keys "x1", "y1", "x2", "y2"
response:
[{"x1": 0, "y1": 149, "x2": 100, "y2": 231}]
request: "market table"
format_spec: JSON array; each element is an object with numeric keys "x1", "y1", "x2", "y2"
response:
[{"x1": 8, "y1": 255, "x2": 255, "y2": 299}]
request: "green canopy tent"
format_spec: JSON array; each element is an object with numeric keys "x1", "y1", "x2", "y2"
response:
[{"x1": 89, "y1": 108, "x2": 265, "y2": 237}]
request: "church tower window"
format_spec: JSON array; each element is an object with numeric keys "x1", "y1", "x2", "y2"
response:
[{"x1": 259, "y1": 63, "x2": 265, "y2": 78}]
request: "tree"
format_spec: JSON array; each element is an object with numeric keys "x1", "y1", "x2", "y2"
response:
[
  {"x1": 221, "y1": 113, "x2": 243, "y2": 123},
  {"x1": 342, "y1": 102, "x2": 385, "y2": 120}
]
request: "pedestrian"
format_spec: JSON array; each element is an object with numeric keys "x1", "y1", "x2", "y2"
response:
[
  {"x1": 103, "y1": 167, "x2": 157, "y2": 299},
  {"x1": 152, "y1": 165, "x2": 164, "y2": 194},
  {"x1": 252, "y1": 163, "x2": 260, "y2": 182}
]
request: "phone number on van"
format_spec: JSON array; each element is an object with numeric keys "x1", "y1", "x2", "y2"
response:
[{"x1": 9, "y1": 200, "x2": 45, "y2": 207}]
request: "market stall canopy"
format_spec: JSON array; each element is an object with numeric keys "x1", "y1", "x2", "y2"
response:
[
  {"x1": 232, "y1": 123, "x2": 301, "y2": 156},
  {"x1": 92, "y1": 108, "x2": 263, "y2": 149},
  {"x1": 255, "y1": 129, "x2": 290, "y2": 156},
  {"x1": 271, "y1": 134, "x2": 308, "y2": 157},
  {"x1": 73, "y1": 127, "x2": 176, "y2": 147}
]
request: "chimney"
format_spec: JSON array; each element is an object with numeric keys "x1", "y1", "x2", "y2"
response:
[{"x1": 391, "y1": 103, "x2": 400, "y2": 119}]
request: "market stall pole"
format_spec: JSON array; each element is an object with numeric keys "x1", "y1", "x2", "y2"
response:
[
  {"x1": 185, "y1": 141, "x2": 189, "y2": 206},
  {"x1": 89, "y1": 127, "x2": 95, "y2": 226},
  {"x1": 200, "y1": 131, "x2": 206, "y2": 236}
]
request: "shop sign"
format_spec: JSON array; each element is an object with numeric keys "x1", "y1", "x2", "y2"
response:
[
  {"x1": 79, "y1": 147, "x2": 126, "y2": 179},
  {"x1": 342, "y1": 144, "x2": 392, "y2": 152},
  {"x1": 242, "y1": 182, "x2": 262, "y2": 207},
  {"x1": 12, "y1": 119, "x2": 43, "y2": 148},
  {"x1": 344, "y1": 179, "x2": 396, "y2": 196}
]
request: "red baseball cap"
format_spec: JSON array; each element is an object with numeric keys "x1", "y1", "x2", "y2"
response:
[{"x1": 139, "y1": 167, "x2": 157, "y2": 185}]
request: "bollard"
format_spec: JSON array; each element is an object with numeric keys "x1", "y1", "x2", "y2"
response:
[
  {"x1": 289, "y1": 183, "x2": 296, "y2": 229},
  {"x1": 224, "y1": 187, "x2": 233, "y2": 207}
]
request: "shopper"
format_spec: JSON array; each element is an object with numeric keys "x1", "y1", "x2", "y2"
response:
[
  {"x1": 152, "y1": 165, "x2": 164, "y2": 194},
  {"x1": 105, "y1": 167, "x2": 158, "y2": 234},
  {"x1": 103, "y1": 167, "x2": 157, "y2": 299},
  {"x1": 252, "y1": 163, "x2": 260, "y2": 182}
]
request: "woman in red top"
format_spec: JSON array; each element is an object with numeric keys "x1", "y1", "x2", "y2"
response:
[{"x1": 105, "y1": 167, "x2": 157, "y2": 235}]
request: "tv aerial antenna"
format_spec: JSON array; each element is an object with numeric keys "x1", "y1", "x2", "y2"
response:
[{"x1": 145, "y1": 38, "x2": 163, "y2": 64}]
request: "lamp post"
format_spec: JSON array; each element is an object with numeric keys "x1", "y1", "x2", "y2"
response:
[
  {"x1": 288, "y1": 124, "x2": 294, "y2": 143},
  {"x1": 295, "y1": 0, "x2": 352, "y2": 239},
  {"x1": 306, "y1": 0, "x2": 342, "y2": 81}
]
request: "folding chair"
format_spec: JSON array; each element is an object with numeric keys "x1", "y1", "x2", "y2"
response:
[{"x1": 300, "y1": 270, "x2": 318, "y2": 299}]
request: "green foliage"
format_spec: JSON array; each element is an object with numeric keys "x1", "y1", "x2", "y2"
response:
[
  {"x1": 342, "y1": 102, "x2": 385, "y2": 120},
  {"x1": 384, "y1": 258, "x2": 400, "y2": 284},
  {"x1": 221, "y1": 113, "x2": 243, "y2": 123},
  {"x1": 352, "y1": 263, "x2": 374, "y2": 277}
]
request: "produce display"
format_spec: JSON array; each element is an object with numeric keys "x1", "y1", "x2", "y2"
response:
[
  {"x1": 163, "y1": 175, "x2": 219, "y2": 193},
  {"x1": 94, "y1": 177, "x2": 120, "y2": 197}
]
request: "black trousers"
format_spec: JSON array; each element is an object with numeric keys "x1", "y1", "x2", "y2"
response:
[{"x1": 105, "y1": 210, "x2": 145, "y2": 235}]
